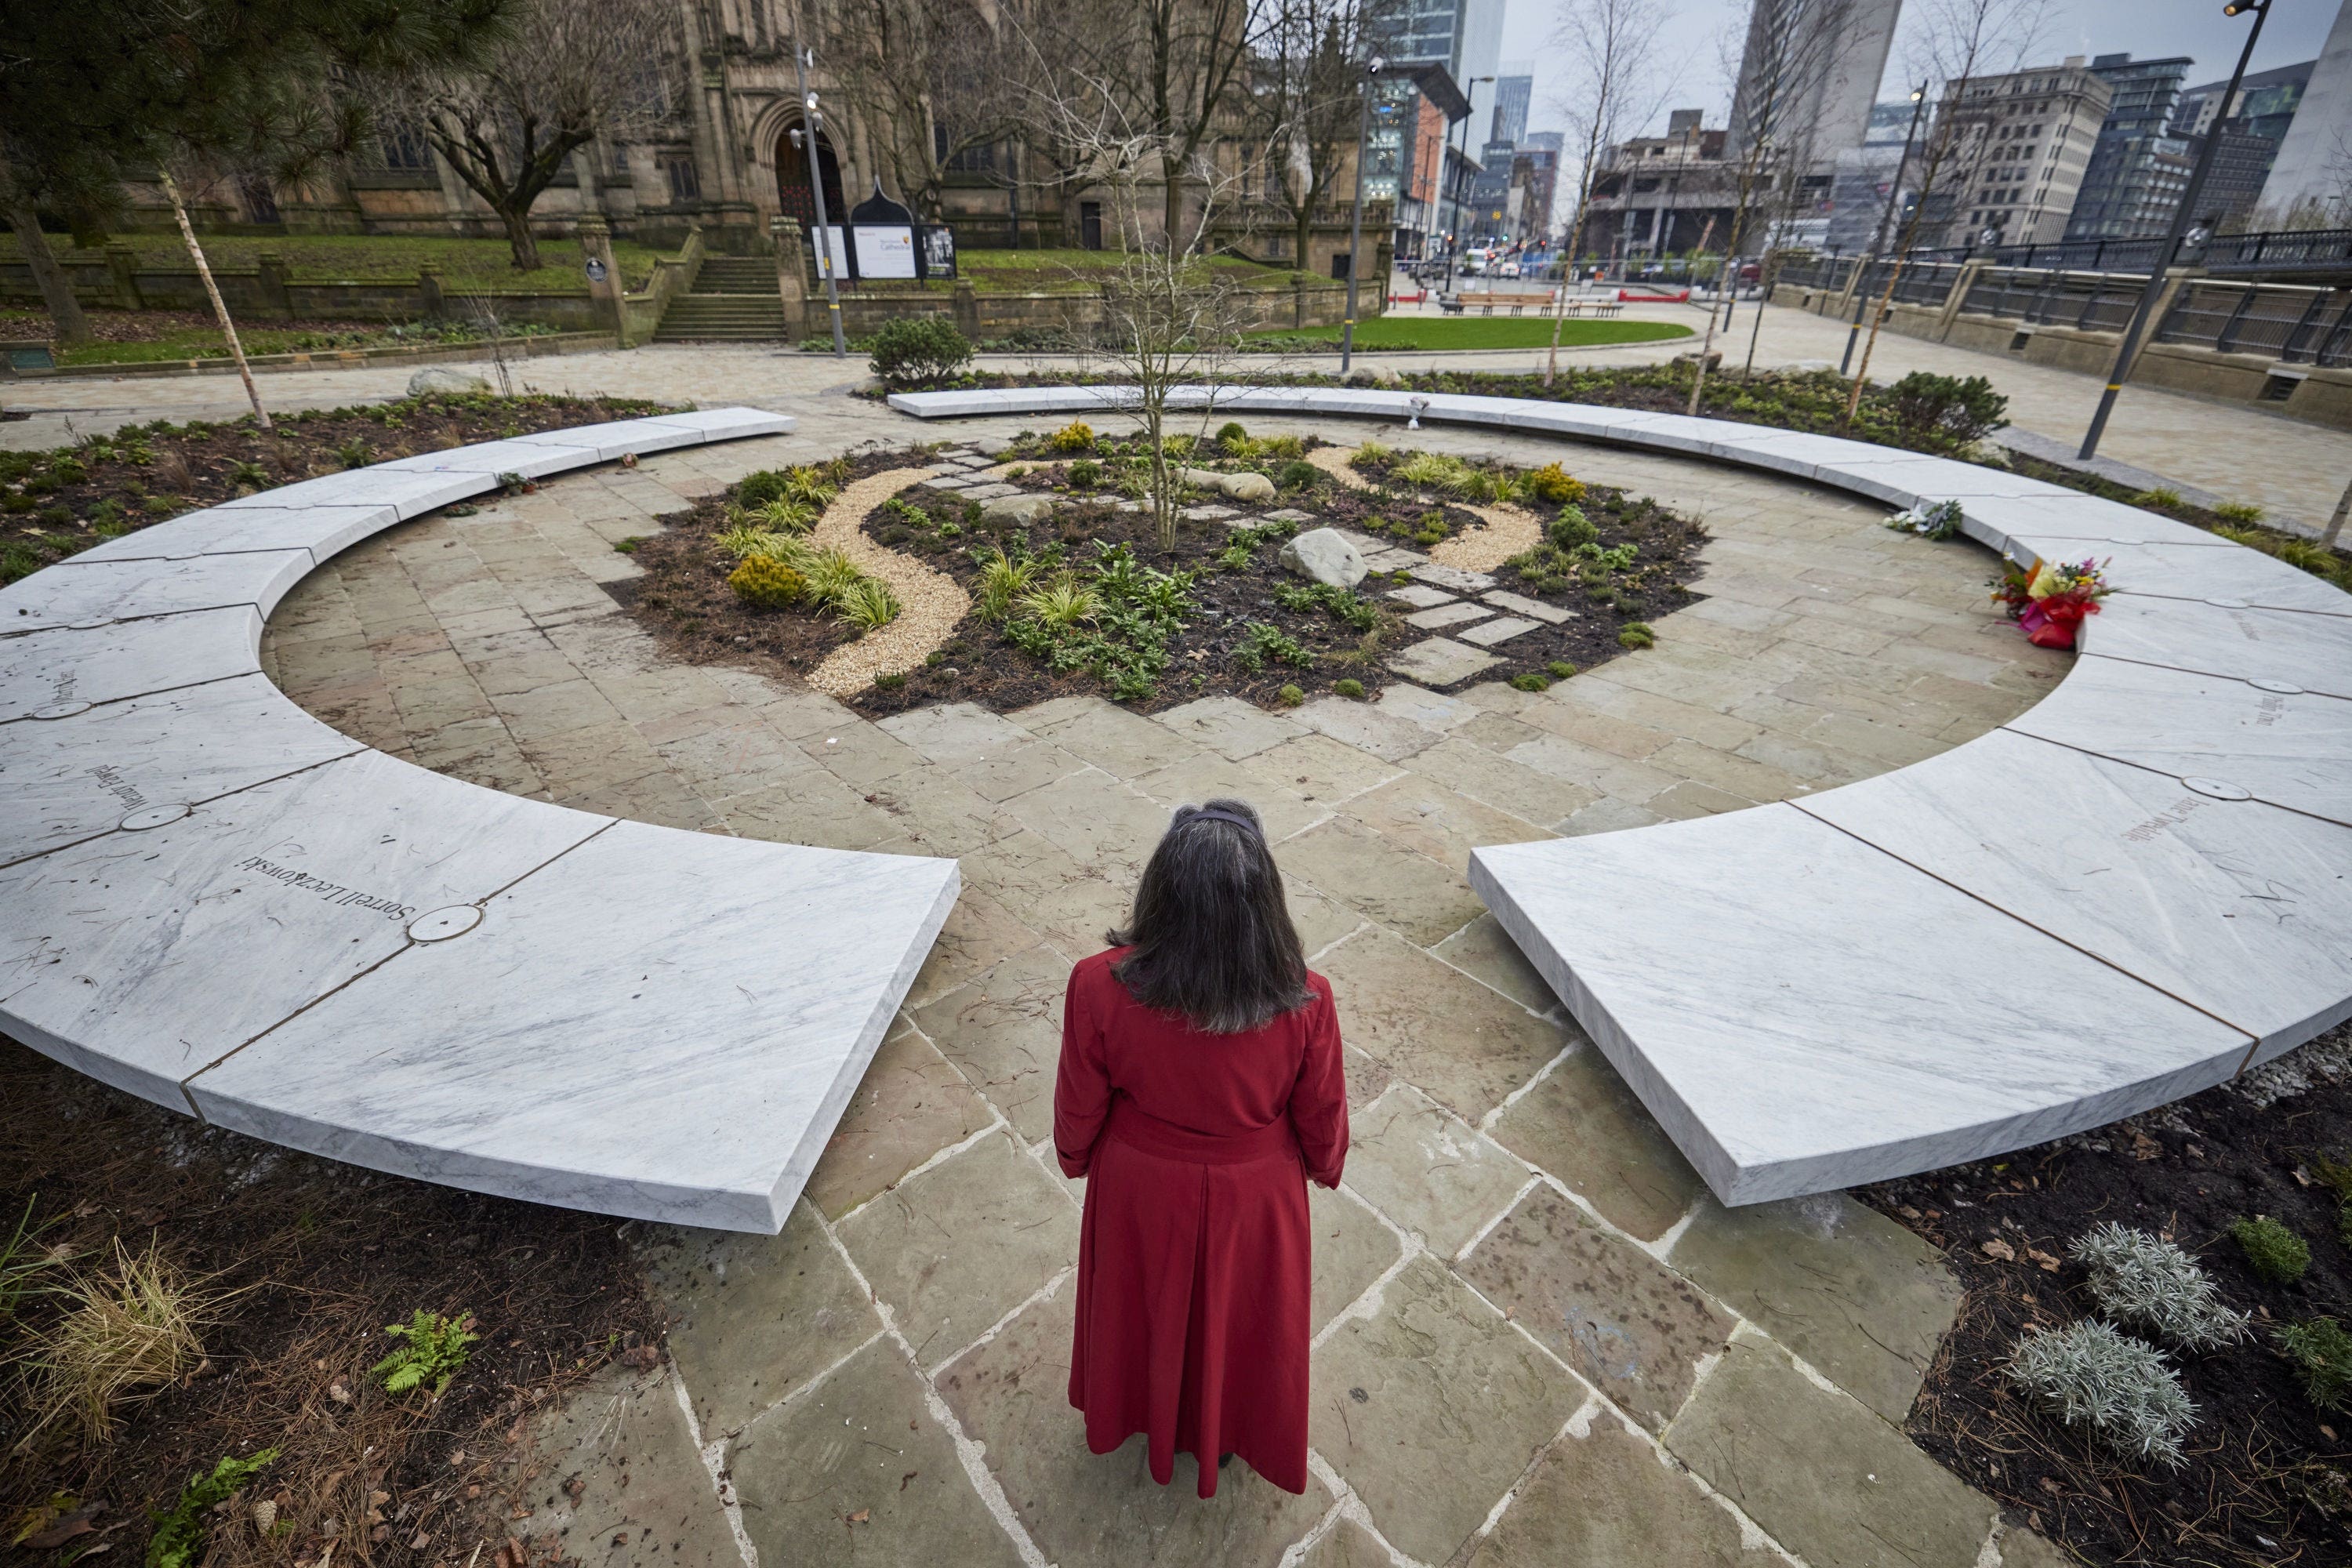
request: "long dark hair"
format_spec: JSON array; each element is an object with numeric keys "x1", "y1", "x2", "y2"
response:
[{"x1": 1108, "y1": 798, "x2": 1312, "y2": 1035}]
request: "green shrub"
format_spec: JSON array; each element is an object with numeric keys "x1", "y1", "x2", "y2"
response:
[
  {"x1": 1276, "y1": 683, "x2": 1305, "y2": 706},
  {"x1": 1278, "y1": 459, "x2": 1320, "y2": 492},
  {"x1": 1617, "y1": 622, "x2": 1655, "y2": 649},
  {"x1": 148, "y1": 1450, "x2": 280, "y2": 1568},
  {"x1": 2214, "y1": 501, "x2": 2264, "y2": 524},
  {"x1": 1049, "y1": 420, "x2": 1097, "y2": 453},
  {"x1": 729, "y1": 554, "x2": 808, "y2": 610},
  {"x1": 2008, "y1": 1321, "x2": 2194, "y2": 1468},
  {"x1": 1885, "y1": 371, "x2": 2009, "y2": 448},
  {"x1": 1334, "y1": 678, "x2": 1366, "y2": 699},
  {"x1": 1526, "y1": 462, "x2": 1586, "y2": 505},
  {"x1": 1548, "y1": 508, "x2": 1598, "y2": 550},
  {"x1": 1068, "y1": 459, "x2": 1102, "y2": 489},
  {"x1": 1510, "y1": 672, "x2": 1551, "y2": 692},
  {"x1": 835, "y1": 576, "x2": 902, "y2": 632},
  {"x1": 371, "y1": 1309, "x2": 478, "y2": 1397},
  {"x1": 2277, "y1": 1318, "x2": 2352, "y2": 1410},
  {"x1": 2234, "y1": 1214, "x2": 2310, "y2": 1283},
  {"x1": 737, "y1": 470, "x2": 790, "y2": 508},
  {"x1": 1234, "y1": 621, "x2": 1311, "y2": 672},
  {"x1": 1216, "y1": 420, "x2": 1249, "y2": 449},
  {"x1": 1547, "y1": 660, "x2": 1577, "y2": 679},
  {"x1": 866, "y1": 316, "x2": 974, "y2": 388}
]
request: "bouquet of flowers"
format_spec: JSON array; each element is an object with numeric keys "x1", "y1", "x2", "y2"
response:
[
  {"x1": 1885, "y1": 498, "x2": 1965, "y2": 540},
  {"x1": 1991, "y1": 556, "x2": 2111, "y2": 649}
]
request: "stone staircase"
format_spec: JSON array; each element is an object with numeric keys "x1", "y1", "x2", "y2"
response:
[{"x1": 652, "y1": 256, "x2": 791, "y2": 342}]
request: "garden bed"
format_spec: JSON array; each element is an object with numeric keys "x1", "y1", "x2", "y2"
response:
[
  {"x1": 0, "y1": 1036, "x2": 659, "y2": 1568},
  {"x1": 0, "y1": 391, "x2": 676, "y2": 586},
  {"x1": 608, "y1": 424, "x2": 1706, "y2": 717},
  {"x1": 1860, "y1": 1024, "x2": 2352, "y2": 1567}
]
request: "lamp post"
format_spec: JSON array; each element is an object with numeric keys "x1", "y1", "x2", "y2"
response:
[
  {"x1": 1443, "y1": 75, "x2": 1496, "y2": 297},
  {"x1": 2078, "y1": 0, "x2": 2270, "y2": 459},
  {"x1": 1841, "y1": 83, "x2": 1928, "y2": 376},
  {"x1": 1341, "y1": 55, "x2": 1386, "y2": 374},
  {"x1": 792, "y1": 43, "x2": 847, "y2": 358}
]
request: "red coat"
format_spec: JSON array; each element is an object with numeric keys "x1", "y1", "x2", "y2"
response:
[{"x1": 1054, "y1": 948, "x2": 1350, "y2": 1497}]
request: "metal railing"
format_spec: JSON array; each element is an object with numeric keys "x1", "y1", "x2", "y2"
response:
[
  {"x1": 1906, "y1": 226, "x2": 2352, "y2": 278},
  {"x1": 2154, "y1": 279, "x2": 2352, "y2": 366},
  {"x1": 1956, "y1": 269, "x2": 2143, "y2": 334}
]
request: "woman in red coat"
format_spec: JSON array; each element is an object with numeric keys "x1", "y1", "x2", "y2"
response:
[{"x1": 1054, "y1": 797, "x2": 1351, "y2": 1499}]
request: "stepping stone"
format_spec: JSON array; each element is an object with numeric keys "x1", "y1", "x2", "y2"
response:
[
  {"x1": 971, "y1": 436, "x2": 1014, "y2": 456},
  {"x1": 1460, "y1": 615, "x2": 1541, "y2": 647},
  {"x1": 1181, "y1": 503, "x2": 1240, "y2": 521},
  {"x1": 1388, "y1": 585, "x2": 1459, "y2": 609},
  {"x1": 1411, "y1": 562, "x2": 1498, "y2": 593},
  {"x1": 925, "y1": 475, "x2": 975, "y2": 491},
  {"x1": 964, "y1": 482, "x2": 1018, "y2": 499},
  {"x1": 1406, "y1": 601, "x2": 1495, "y2": 631},
  {"x1": 1364, "y1": 548, "x2": 1428, "y2": 572},
  {"x1": 1264, "y1": 508, "x2": 1319, "y2": 523},
  {"x1": 1325, "y1": 527, "x2": 1385, "y2": 551},
  {"x1": 1386, "y1": 637, "x2": 1502, "y2": 687},
  {"x1": 1483, "y1": 590, "x2": 1575, "y2": 625}
]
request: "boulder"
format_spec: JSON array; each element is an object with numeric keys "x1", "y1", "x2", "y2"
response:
[
  {"x1": 408, "y1": 366, "x2": 494, "y2": 396},
  {"x1": 1177, "y1": 466, "x2": 1225, "y2": 488},
  {"x1": 980, "y1": 493, "x2": 1054, "y2": 527},
  {"x1": 971, "y1": 436, "x2": 1014, "y2": 456},
  {"x1": 1279, "y1": 527, "x2": 1368, "y2": 589},
  {"x1": 1218, "y1": 471, "x2": 1276, "y2": 503}
]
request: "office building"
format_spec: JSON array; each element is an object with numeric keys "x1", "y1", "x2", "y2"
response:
[
  {"x1": 1727, "y1": 0, "x2": 1903, "y2": 175},
  {"x1": 1937, "y1": 59, "x2": 2111, "y2": 247},
  {"x1": 1491, "y1": 75, "x2": 1532, "y2": 147},
  {"x1": 2066, "y1": 53, "x2": 2195, "y2": 240},
  {"x1": 2258, "y1": 0, "x2": 2352, "y2": 223}
]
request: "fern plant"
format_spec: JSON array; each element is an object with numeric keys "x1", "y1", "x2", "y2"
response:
[{"x1": 371, "y1": 1310, "x2": 477, "y2": 1397}]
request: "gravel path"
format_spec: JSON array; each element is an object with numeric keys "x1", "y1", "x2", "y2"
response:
[
  {"x1": 804, "y1": 466, "x2": 973, "y2": 699},
  {"x1": 1305, "y1": 445, "x2": 1541, "y2": 572}
]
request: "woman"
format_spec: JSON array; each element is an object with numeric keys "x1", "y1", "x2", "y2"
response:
[{"x1": 1053, "y1": 798, "x2": 1350, "y2": 1499}]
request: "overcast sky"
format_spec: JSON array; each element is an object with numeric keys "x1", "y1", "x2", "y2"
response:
[{"x1": 1500, "y1": 0, "x2": 2344, "y2": 140}]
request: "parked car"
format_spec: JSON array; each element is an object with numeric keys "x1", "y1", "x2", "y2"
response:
[{"x1": 1496, "y1": 260, "x2": 1521, "y2": 278}]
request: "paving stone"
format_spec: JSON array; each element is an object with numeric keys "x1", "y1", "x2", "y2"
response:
[
  {"x1": 1387, "y1": 636, "x2": 1503, "y2": 687},
  {"x1": 877, "y1": 700, "x2": 1039, "y2": 763},
  {"x1": 1458, "y1": 615, "x2": 1542, "y2": 648},
  {"x1": 1312, "y1": 1183, "x2": 1403, "y2": 1334},
  {"x1": 1362, "y1": 548, "x2": 1426, "y2": 572},
  {"x1": 510, "y1": 1362, "x2": 742, "y2": 1568},
  {"x1": 641, "y1": 1200, "x2": 878, "y2": 1437},
  {"x1": 835, "y1": 1131, "x2": 1078, "y2": 1369},
  {"x1": 1182, "y1": 503, "x2": 1241, "y2": 521},
  {"x1": 1312, "y1": 1256, "x2": 1583, "y2": 1565},
  {"x1": 1465, "y1": 1406, "x2": 1777, "y2": 1568},
  {"x1": 806, "y1": 1027, "x2": 995, "y2": 1220},
  {"x1": 1263, "y1": 507, "x2": 1319, "y2": 523},
  {"x1": 1297, "y1": 1518, "x2": 1397, "y2": 1568},
  {"x1": 1460, "y1": 1185, "x2": 1735, "y2": 1431},
  {"x1": 1488, "y1": 1046, "x2": 1705, "y2": 1243},
  {"x1": 1291, "y1": 695, "x2": 1444, "y2": 763},
  {"x1": 1316, "y1": 929, "x2": 1566, "y2": 1123},
  {"x1": 860, "y1": 763, "x2": 1013, "y2": 856},
  {"x1": 722, "y1": 769, "x2": 898, "y2": 851},
  {"x1": 1132, "y1": 753, "x2": 1324, "y2": 841},
  {"x1": 1342, "y1": 1085, "x2": 1529, "y2": 1257},
  {"x1": 999, "y1": 767, "x2": 1175, "y2": 877},
  {"x1": 1432, "y1": 912, "x2": 1561, "y2": 1014},
  {"x1": 1018, "y1": 697, "x2": 1203, "y2": 779},
  {"x1": 958, "y1": 829, "x2": 1133, "y2": 960},
  {"x1": 1406, "y1": 601, "x2": 1496, "y2": 630},
  {"x1": 1152, "y1": 695, "x2": 1309, "y2": 759},
  {"x1": 1344, "y1": 773, "x2": 1551, "y2": 871},
  {"x1": 1409, "y1": 562, "x2": 1498, "y2": 593},
  {"x1": 1997, "y1": 1524, "x2": 2084, "y2": 1566},
  {"x1": 1665, "y1": 1337, "x2": 1992, "y2": 1568},
  {"x1": 907, "y1": 886, "x2": 1041, "y2": 1010},
  {"x1": 1277, "y1": 817, "x2": 1485, "y2": 947},
  {"x1": 964, "y1": 481, "x2": 1018, "y2": 499},
  {"x1": 1240, "y1": 733, "x2": 1401, "y2": 808},
  {"x1": 936, "y1": 1283, "x2": 1326, "y2": 1566},
  {"x1": 729, "y1": 1338, "x2": 1027, "y2": 1568},
  {"x1": 1388, "y1": 584, "x2": 1460, "y2": 608},
  {"x1": 910, "y1": 943, "x2": 1069, "y2": 1142},
  {"x1": 1374, "y1": 683, "x2": 1479, "y2": 732},
  {"x1": 1481, "y1": 590, "x2": 1575, "y2": 625},
  {"x1": 1405, "y1": 736, "x2": 1597, "y2": 828},
  {"x1": 1668, "y1": 1194, "x2": 1964, "y2": 1424},
  {"x1": 953, "y1": 739, "x2": 1091, "y2": 803}
]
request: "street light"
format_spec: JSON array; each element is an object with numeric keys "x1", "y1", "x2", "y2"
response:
[
  {"x1": 792, "y1": 45, "x2": 847, "y2": 358},
  {"x1": 1443, "y1": 76, "x2": 1497, "y2": 298},
  {"x1": 1341, "y1": 55, "x2": 1386, "y2": 374},
  {"x1": 1840, "y1": 83, "x2": 1926, "y2": 376},
  {"x1": 2079, "y1": 0, "x2": 2270, "y2": 459}
]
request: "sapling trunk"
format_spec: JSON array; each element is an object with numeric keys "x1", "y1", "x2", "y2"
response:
[{"x1": 159, "y1": 171, "x2": 270, "y2": 432}]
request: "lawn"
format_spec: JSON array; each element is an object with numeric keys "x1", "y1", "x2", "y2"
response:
[
  {"x1": 0, "y1": 232, "x2": 671, "y2": 292},
  {"x1": 0, "y1": 307, "x2": 561, "y2": 366},
  {"x1": 1260, "y1": 316, "x2": 1693, "y2": 350},
  {"x1": 844, "y1": 248, "x2": 1298, "y2": 295}
]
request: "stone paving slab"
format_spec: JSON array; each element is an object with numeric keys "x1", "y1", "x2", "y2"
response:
[
  {"x1": 1459, "y1": 615, "x2": 1541, "y2": 648},
  {"x1": 508, "y1": 1363, "x2": 745, "y2": 1568},
  {"x1": 1385, "y1": 635, "x2": 1503, "y2": 687}
]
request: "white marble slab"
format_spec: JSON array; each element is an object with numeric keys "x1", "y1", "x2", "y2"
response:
[
  {"x1": 2006, "y1": 657, "x2": 2352, "y2": 829},
  {"x1": 0, "y1": 608, "x2": 261, "y2": 721},
  {"x1": 1960, "y1": 492, "x2": 2230, "y2": 550},
  {"x1": 2082, "y1": 593, "x2": 2352, "y2": 701},
  {"x1": 1998, "y1": 532, "x2": 2352, "y2": 618},
  {"x1": 633, "y1": 407, "x2": 795, "y2": 441},
  {"x1": 0, "y1": 550, "x2": 312, "y2": 632},
  {"x1": 1470, "y1": 807, "x2": 2252, "y2": 1203},
  {"x1": 0, "y1": 750, "x2": 607, "y2": 1109},
  {"x1": 70, "y1": 504, "x2": 399, "y2": 565},
  {"x1": 191, "y1": 821, "x2": 960, "y2": 1232},
  {"x1": 0, "y1": 673, "x2": 362, "y2": 867},
  {"x1": 380, "y1": 438, "x2": 608, "y2": 481},
  {"x1": 1797, "y1": 728, "x2": 2352, "y2": 1057},
  {"x1": 213, "y1": 466, "x2": 494, "y2": 518}
]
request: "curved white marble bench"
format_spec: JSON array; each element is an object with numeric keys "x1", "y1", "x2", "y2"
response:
[
  {"x1": 891, "y1": 385, "x2": 2352, "y2": 1204},
  {"x1": 0, "y1": 409, "x2": 960, "y2": 1233}
]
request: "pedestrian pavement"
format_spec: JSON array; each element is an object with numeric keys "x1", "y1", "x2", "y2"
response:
[{"x1": 256, "y1": 397, "x2": 2081, "y2": 1566}]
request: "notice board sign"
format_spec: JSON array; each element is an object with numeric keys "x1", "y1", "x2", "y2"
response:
[
  {"x1": 852, "y1": 225, "x2": 916, "y2": 279},
  {"x1": 918, "y1": 226, "x2": 957, "y2": 281}
]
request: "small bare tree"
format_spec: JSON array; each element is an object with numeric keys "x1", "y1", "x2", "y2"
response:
[
  {"x1": 1542, "y1": 0, "x2": 1668, "y2": 387},
  {"x1": 379, "y1": 0, "x2": 681, "y2": 271},
  {"x1": 821, "y1": 0, "x2": 1025, "y2": 220},
  {"x1": 1841, "y1": 0, "x2": 2044, "y2": 426},
  {"x1": 1245, "y1": 0, "x2": 1391, "y2": 271}
]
